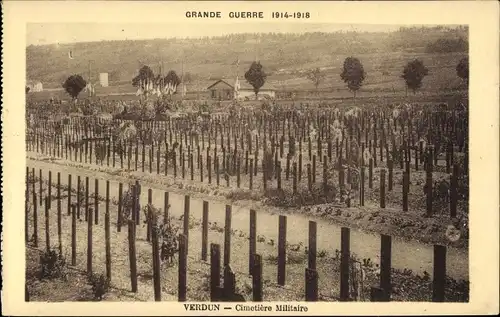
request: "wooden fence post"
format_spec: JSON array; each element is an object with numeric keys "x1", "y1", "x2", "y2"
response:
[
  {"x1": 223, "y1": 265, "x2": 237, "y2": 299},
  {"x1": 252, "y1": 254, "x2": 263, "y2": 302},
  {"x1": 370, "y1": 286, "x2": 388, "y2": 302},
  {"x1": 48, "y1": 171, "x2": 52, "y2": 209},
  {"x1": 164, "y1": 192, "x2": 169, "y2": 224},
  {"x1": 224, "y1": 205, "x2": 232, "y2": 267},
  {"x1": 307, "y1": 163, "x2": 312, "y2": 192},
  {"x1": 340, "y1": 227, "x2": 350, "y2": 301},
  {"x1": 388, "y1": 160, "x2": 393, "y2": 191},
  {"x1": 118, "y1": 183, "x2": 123, "y2": 232},
  {"x1": 105, "y1": 207, "x2": 111, "y2": 282},
  {"x1": 128, "y1": 220, "x2": 138, "y2": 292},
  {"x1": 67, "y1": 175, "x2": 72, "y2": 215},
  {"x1": 249, "y1": 159, "x2": 254, "y2": 190},
  {"x1": 380, "y1": 234, "x2": 392, "y2": 300},
  {"x1": 71, "y1": 204, "x2": 76, "y2": 266},
  {"x1": 360, "y1": 166, "x2": 365, "y2": 206},
  {"x1": 32, "y1": 168, "x2": 36, "y2": 207},
  {"x1": 368, "y1": 158, "x2": 373, "y2": 189},
  {"x1": 57, "y1": 173, "x2": 62, "y2": 255},
  {"x1": 403, "y1": 171, "x2": 409, "y2": 212},
  {"x1": 210, "y1": 243, "x2": 221, "y2": 301},
  {"x1": 380, "y1": 169, "x2": 386, "y2": 208},
  {"x1": 308, "y1": 221, "x2": 317, "y2": 270},
  {"x1": 178, "y1": 234, "x2": 187, "y2": 302},
  {"x1": 134, "y1": 181, "x2": 141, "y2": 228},
  {"x1": 39, "y1": 169, "x2": 43, "y2": 206},
  {"x1": 85, "y1": 177, "x2": 89, "y2": 222},
  {"x1": 249, "y1": 209, "x2": 257, "y2": 275},
  {"x1": 426, "y1": 150, "x2": 434, "y2": 217},
  {"x1": 87, "y1": 208, "x2": 93, "y2": 277},
  {"x1": 305, "y1": 268, "x2": 319, "y2": 301},
  {"x1": 322, "y1": 156, "x2": 327, "y2": 194},
  {"x1": 77, "y1": 176, "x2": 81, "y2": 219},
  {"x1": 432, "y1": 245, "x2": 446, "y2": 302},
  {"x1": 183, "y1": 195, "x2": 190, "y2": 255},
  {"x1": 152, "y1": 214, "x2": 161, "y2": 301},
  {"x1": 278, "y1": 215, "x2": 287, "y2": 286},
  {"x1": 147, "y1": 189, "x2": 153, "y2": 242},
  {"x1": 312, "y1": 155, "x2": 316, "y2": 183},
  {"x1": 44, "y1": 196, "x2": 50, "y2": 252},
  {"x1": 202, "y1": 201, "x2": 209, "y2": 261},
  {"x1": 94, "y1": 179, "x2": 99, "y2": 225}
]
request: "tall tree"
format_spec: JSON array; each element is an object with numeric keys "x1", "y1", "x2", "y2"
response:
[
  {"x1": 244, "y1": 61, "x2": 267, "y2": 100},
  {"x1": 164, "y1": 70, "x2": 181, "y2": 87},
  {"x1": 340, "y1": 57, "x2": 365, "y2": 101},
  {"x1": 401, "y1": 59, "x2": 429, "y2": 95},
  {"x1": 306, "y1": 67, "x2": 326, "y2": 91},
  {"x1": 163, "y1": 70, "x2": 181, "y2": 99},
  {"x1": 62, "y1": 74, "x2": 87, "y2": 100},
  {"x1": 132, "y1": 65, "x2": 155, "y2": 89},
  {"x1": 456, "y1": 57, "x2": 469, "y2": 84}
]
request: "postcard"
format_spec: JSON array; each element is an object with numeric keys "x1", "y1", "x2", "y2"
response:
[{"x1": 2, "y1": 0, "x2": 499, "y2": 315}]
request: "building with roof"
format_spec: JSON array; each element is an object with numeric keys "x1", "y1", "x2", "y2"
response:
[{"x1": 206, "y1": 78, "x2": 276, "y2": 101}]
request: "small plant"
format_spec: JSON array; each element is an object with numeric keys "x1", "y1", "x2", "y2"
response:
[
  {"x1": 76, "y1": 179, "x2": 86, "y2": 205},
  {"x1": 159, "y1": 221, "x2": 180, "y2": 265},
  {"x1": 27, "y1": 173, "x2": 39, "y2": 186},
  {"x1": 423, "y1": 175, "x2": 451, "y2": 212},
  {"x1": 120, "y1": 183, "x2": 141, "y2": 221},
  {"x1": 94, "y1": 142, "x2": 107, "y2": 163},
  {"x1": 88, "y1": 273, "x2": 110, "y2": 301},
  {"x1": 39, "y1": 249, "x2": 67, "y2": 280},
  {"x1": 317, "y1": 249, "x2": 328, "y2": 258}
]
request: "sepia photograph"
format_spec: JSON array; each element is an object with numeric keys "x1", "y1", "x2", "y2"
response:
[
  {"x1": 24, "y1": 21, "x2": 471, "y2": 303},
  {"x1": 2, "y1": 1, "x2": 499, "y2": 316}
]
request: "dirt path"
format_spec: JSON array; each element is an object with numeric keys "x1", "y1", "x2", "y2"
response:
[{"x1": 27, "y1": 157, "x2": 469, "y2": 281}]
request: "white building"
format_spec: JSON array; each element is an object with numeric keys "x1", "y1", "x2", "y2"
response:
[
  {"x1": 27, "y1": 80, "x2": 43, "y2": 92},
  {"x1": 99, "y1": 73, "x2": 109, "y2": 87}
]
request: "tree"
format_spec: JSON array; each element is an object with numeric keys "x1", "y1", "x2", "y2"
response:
[
  {"x1": 401, "y1": 59, "x2": 429, "y2": 95},
  {"x1": 340, "y1": 57, "x2": 365, "y2": 100},
  {"x1": 244, "y1": 61, "x2": 267, "y2": 100},
  {"x1": 132, "y1": 65, "x2": 155, "y2": 89},
  {"x1": 306, "y1": 67, "x2": 325, "y2": 91},
  {"x1": 164, "y1": 70, "x2": 181, "y2": 88},
  {"x1": 456, "y1": 57, "x2": 468, "y2": 84},
  {"x1": 62, "y1": 74, "x2": 87, "y2": 100}
]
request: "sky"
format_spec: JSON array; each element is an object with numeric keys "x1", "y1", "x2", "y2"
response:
[{"x1": 26, "y1": 23, "x2": 418, "y2": 46}]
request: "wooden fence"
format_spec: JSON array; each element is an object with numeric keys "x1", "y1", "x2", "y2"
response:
[
  {"x1": 25, "y1": 167, "x2": 456, "y2": 302},
  {"x1": 26, "y1": 106, "x2": 468, "y2": 217}
]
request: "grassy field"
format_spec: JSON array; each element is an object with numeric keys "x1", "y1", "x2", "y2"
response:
[
  {"x1": 27, "y1": 50, "x2": 467, "y2": 100},
  {"x1": 27, "y1": 27, "x2": 468, "y2": 97}
]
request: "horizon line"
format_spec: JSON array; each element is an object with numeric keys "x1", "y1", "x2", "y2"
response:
[{"x1": 26, "y1": 24, "x2": 467, "y2": 47}]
